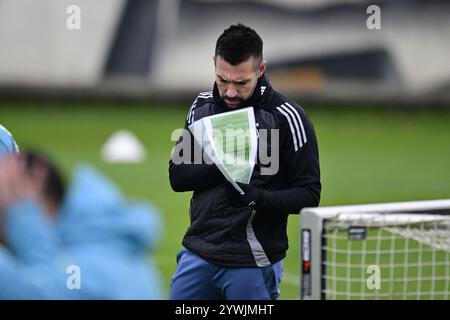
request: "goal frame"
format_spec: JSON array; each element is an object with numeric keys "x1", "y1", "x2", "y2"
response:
[{"x1": 300, "y1": 199, "x2": 450, "y2": 300}]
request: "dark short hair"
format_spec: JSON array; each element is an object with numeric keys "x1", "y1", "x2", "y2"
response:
[
  {"x1": 215, "y1": 23, "x2": 263, "y2": 66},
  {"x1": 24, "y1": 150, "x2": 66, "y2": 207}
]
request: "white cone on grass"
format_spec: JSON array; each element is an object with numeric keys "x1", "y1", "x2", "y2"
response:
[{"x1": 101, "y1": 130, "x2": 146, "y2": 163}]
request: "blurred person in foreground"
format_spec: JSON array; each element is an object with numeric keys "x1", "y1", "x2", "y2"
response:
[
  {"x1": 0, "y1": 150, "x2": 164, "y2": 299},
  {"x1": 169, "y1": 23, "x2": 321, "y2": 299}
]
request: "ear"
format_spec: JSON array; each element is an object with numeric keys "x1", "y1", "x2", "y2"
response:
[
  {"x1": 212, "y1": 56, "x2": 216, "y2": 65},
  {"x1": 258, "y1": 60, "x2": 266, "y2": 77}
]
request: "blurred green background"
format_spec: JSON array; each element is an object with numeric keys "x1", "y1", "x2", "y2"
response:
[{"x1": 1, "y1": 101, "x2": 450, "y2": 299}]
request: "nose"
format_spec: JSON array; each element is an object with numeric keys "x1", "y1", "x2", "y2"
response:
[{"x1": 226, "y1": 85, "x2": 237, "y2": 98}]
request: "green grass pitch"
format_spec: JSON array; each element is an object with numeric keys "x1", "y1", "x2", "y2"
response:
[{"x1": 1, "y1": 101, "x2": 450, "y2": 299}]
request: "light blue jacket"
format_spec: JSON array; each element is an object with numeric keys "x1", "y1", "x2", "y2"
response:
[{"x1": 0, "y1": 165, "x2": 164, "y2": 299}]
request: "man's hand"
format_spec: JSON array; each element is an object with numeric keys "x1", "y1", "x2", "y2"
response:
[{"x1": 227, "y1": 182, "x2": 266, "y2": 209}]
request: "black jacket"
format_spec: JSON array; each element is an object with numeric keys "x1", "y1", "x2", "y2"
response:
[{"x1": 169, "y1": 75, "x2": 321, "y2": 267}]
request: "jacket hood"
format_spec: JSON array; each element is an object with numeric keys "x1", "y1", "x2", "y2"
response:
[{"x1": 57, "y1": 165, "x2": 162, "y2": 255}]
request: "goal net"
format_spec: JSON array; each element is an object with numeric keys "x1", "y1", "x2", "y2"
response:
[{"x1": 300, "y1": 199, "x2": 450, "y2": 300}]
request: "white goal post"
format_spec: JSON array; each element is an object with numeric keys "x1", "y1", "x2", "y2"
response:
[{"x1": 300, "y1": 199, "x2": 450, "y2": 300}]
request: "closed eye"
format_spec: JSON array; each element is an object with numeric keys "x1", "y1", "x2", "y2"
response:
[
  {"x1": 218, "y1": 77, "x2": 229, "y2": 84},
  {"x1": 217, "y1": 76, "x2": 249, "y2": 86}
]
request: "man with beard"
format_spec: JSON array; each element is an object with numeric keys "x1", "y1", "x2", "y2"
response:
[{"x1": 169, "y1": 23, "x2": 321, "y2": 300}]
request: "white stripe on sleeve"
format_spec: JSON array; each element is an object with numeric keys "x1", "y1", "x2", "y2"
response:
[
  {"x1": 285, "y1": 102, "x2": 307, "y2": 144},
  {"x1": 276, "y1": 106, "x2": 299, "y2": 151}
]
